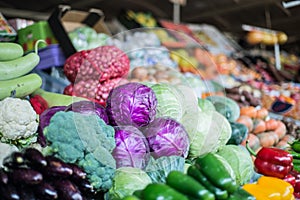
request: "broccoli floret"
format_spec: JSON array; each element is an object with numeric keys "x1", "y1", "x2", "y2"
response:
[{"x1": 44, "y1": 111, "x2": 116, "y2": 192}]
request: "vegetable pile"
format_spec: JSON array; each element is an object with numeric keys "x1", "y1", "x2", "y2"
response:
[
  {"x1": 121, "y1": 152, "x2": 255, "y2": 200},
  {"x1": 0, "y1": 148, "x2": 100, "y2": 199},
  {"x1": 43, "y1": 111, "x2": 116, "y2": 192},
  {"x1": 63, "y1": 45, "x2": 130, "y2": 106}
]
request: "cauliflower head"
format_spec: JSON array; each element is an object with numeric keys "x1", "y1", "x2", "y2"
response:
[{"x1": 0, "y1": 97, "x2": 38, "y2": 141}]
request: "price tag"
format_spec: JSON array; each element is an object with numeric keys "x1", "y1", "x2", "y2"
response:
[{"x1": 270, "y1": 99, "x2": 294, "y2": 114}]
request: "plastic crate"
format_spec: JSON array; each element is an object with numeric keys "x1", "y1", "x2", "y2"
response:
[
  {"x1": 17, "y1": 21, "x2": 58, "y2": 53},
  {"x1": 36, "y1": 44, "x2": 66, "y2": 70}
]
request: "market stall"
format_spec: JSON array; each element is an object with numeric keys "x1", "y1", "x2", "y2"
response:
[{"x1": 0, "y1": 2, "x2": 300, "y2": 200}]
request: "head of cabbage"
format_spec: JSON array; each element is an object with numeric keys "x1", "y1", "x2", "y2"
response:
[{"x1": 107, "y1": 167, "x2": 152, "y2": 200}]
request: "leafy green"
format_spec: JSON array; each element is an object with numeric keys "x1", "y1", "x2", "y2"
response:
[
  {"x1": 107, "y1": 167, "x2": 152, "y2": 200},
  {"x1": 145, "y1": 156, "x2": 185, "y2": 183},
  {"x1": 217, "y1": 145, "x2": 254, "y2": 186}
]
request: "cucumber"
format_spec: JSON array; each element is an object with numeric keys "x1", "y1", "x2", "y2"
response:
[
  {"x1": 0, "y1": 42, "x2": 24, "y2": 61},
  {"x1": 0, "y1": 73, "x2": 42, "y2": 100},
  {"x1": 32, "y1": 88, "x2": 87, "y2": 107},
  {"x1": 0, "y1": 52, "x2": 40, "y2": 81}
]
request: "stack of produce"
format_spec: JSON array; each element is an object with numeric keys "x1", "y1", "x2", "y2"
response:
[
  {"x1": 63, "y1": 45, "x2": 130, "y2": 106},
  {"x1": 243, "y1": 142, "x2": 300, "y2": 199},
  {"x1": 0, "y1": 42, "x2": 44, "y2": 150},
  {"x1": 128, "y1": 65, "x2": 182, "y2": 84},
  {"x1": 108, "y1": 31, "x2": 177, "y2": 69},
  {"x1": 39, "y1": 109, "x2": 116, "y2": 193},
  {"x1": 0, "y1": 42, "x2": 42, "y2": 101},
  {"x1": 237, "y1": 106, "x2": 292, "y2": 149},
  {"x1": 225, "y1": 85, "x2": 262, "y2": 107},
  {"x1": 0, "y1": 148, "x2": 100, "y2": 199},
  {"x1": 122, "y1": 152, "x2": 254, "y2": 200},
  {"x1": 282, "y1": 118, "x2": 300, "y2": 139}
]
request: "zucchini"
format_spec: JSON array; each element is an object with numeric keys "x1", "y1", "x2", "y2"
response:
[
  {"x1": 0, "y1": 73, "x2": 42, "y2": 100},
  {"x1": 0, "y1": 52, "x2": 40, "y2": 81},
  {"x1": 0, "y1": 42, "x2": 24, "y2": 61},
  {"x1": 32, "y1": 88, "x2": 87, "y2": 107}
]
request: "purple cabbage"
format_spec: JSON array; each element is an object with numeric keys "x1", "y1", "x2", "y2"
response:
[
  {"x1": 38, "y1": 106, "x2": 67, "y2": 146},
  {"x1": 106, "y1": 82, "x2": 157, "y2": 127},
  {"x1": 142, "y1": 117, "x2": 190, "y2": 159},
  {"x1": 112, "y1": 126, "x2": 150, "y2": 169},
  {"x1": 65, "y1": 100, "x2": 109, "y2": 124}
]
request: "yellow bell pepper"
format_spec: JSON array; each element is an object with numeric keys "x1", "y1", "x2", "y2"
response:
[
  {"x1": 243, "y1": 176, "x2": 294, "y2": 200},
  {"x1": 257, "y1": 176, "x2": 294, "y2": 200}
]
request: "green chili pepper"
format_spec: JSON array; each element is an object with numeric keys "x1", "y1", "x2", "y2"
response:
[
  {"x1": 187, "y1": 165, "x2": 228, "y2": 199},
  {"x1": 142, "y1": 183, "x2": 189, "y2": 200},
  {"x1": 166, "y1": 171, "x2": 215, "y2": 200},
  {"x1": 195, "y1": 153, "x2": 238, "y2": 194}
]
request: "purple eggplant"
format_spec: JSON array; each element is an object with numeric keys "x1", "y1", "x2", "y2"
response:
[
  {"x1": 23, "y1": 148, "x2": 47, "y2": 168},
  {"x1": 0, "y1": 183, "x2": 20, "y2": 200},
  {"x1": 17, "y1": 186, "x2": 36, "y2": 200},
  {"x1": 0, "y1": 168, "x2": 8, "y2": 185},
  {"x1": 54, "y1": 179, "x2": 83, "y2": 200},
  {"x1": 76, "y1": 179, "x2": 95, "y2": 196},
  {"x1": 44, "y1": 156, "x2": 73, "y2": 178},
  {"x1": 68, "y1": 163, "x2": 86, "y2": 182},
  {"x1": 34, "y1": 182, "x2": 58, "y2": 199},
  {"x1": 10, "y1": 168, "x2": 43, "y2": 185},
  {"x1": 3, "y1": 152, "x2": 25, "y2": 169}
]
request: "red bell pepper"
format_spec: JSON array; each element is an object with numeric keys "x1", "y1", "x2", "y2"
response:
[
  {"x1": 29, "y1": 95, "x2": 49, "y2": 114},
  {"x1": 284, "y1": 173, "x2": 296, "y2": 187},
  {"x1": 246, "y1": 141, "x2": 293, "y2": 179}
]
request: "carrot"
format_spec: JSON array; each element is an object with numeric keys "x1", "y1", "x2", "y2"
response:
[
  {"x1": 274, "y1": 121, "x2": 287, "y2": 140},
  {"x1": 256, "y1": 107, "x2": 269, "y2": 119},
  {"x1": 240, "y1": 106, "x2": 257, "y2": 118},
  {"x1": 253, "y1": 119, "x2": 266, "y2": 134},
  {"x1": 237, "y1": 115, "x2": 254, "y2": 132},
  {"x1": 265, "y1": 119, "x2": 279, "y2": 131},
  {"x1": 257, "y1": 131, "x2": 278, "y2": 147}
]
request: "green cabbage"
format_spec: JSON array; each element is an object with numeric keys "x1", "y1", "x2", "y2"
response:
[
  {"x1": 187, "y1": 110, "x2": 231, "y2": 158},
  {"x1": 145, "y1": 156, "x2": 185, "y2": 183},
  {"x1": 107, "y1": 167, "x2": 152, "y2": 200},
  {"x1": 150, "y1": 83, "x2": 183, "y2": 121},
  {"x1": 217, "y1": 145, "x2": 254, "y2": 186}
]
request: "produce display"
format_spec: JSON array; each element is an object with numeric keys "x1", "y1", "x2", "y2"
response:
[{"x1": 0, "y1": 9, "x2": 300, "y2": 200}]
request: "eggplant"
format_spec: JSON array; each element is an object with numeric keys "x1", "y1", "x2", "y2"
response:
[
  {"x1": 0, "y1": 168, "x2": 8, "y2": 185},
  {"x1": 3, "y1": 152, "x2": 25, "y2": 169},
  {"x1": 0, "y1": 183, "x2": 20, "y2": 200},
  {"x1": 23, "y1": 148, "x2": 47, "y2": 169},
  {"x1": 17, "y1": 186, "x2": 36, "y2": 200},
  {"x1": 44, "y1": 156, "x2": 73, "y2": 178},
  {"x1": 69, "y1": 163, "x2": 86, "y2": 182},
  {"x1": 10, "y1": 168, "x2": 43, "y2": 185},
  {"x1": 34, "y1": 182, "x2": 58, "y2": 199},
  {"x1": 76, "y1": 179, "x2": 95, "y2": 195},
  {"x1": 54, "y1": 179, "x2": 83, "y2": 200}
]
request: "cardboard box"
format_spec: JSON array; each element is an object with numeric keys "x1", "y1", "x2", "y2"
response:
[{"x1": 48, "y1": 5, "x2": 111, "y2": 57}]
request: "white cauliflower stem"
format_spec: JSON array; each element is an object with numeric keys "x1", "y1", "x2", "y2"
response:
[{"x1": 0, "y1": 97, "x2": 38, "y2": 140}]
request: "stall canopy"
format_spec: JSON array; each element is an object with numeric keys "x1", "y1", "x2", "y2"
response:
[{"x1": 0, "y1": 0, "x2": 299, "y2": 52}]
